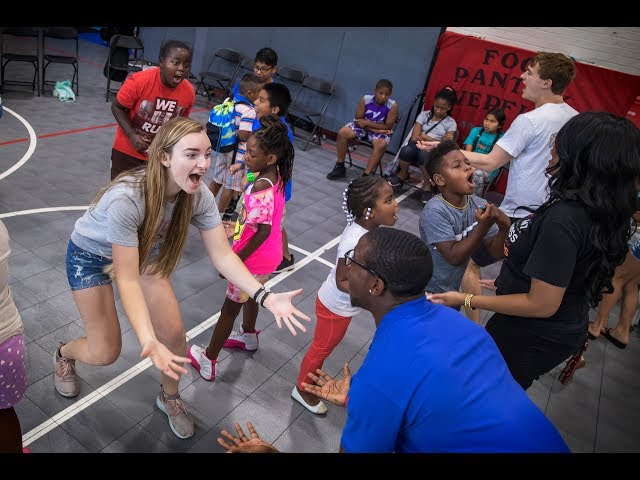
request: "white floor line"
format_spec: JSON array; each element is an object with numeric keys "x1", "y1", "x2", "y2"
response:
[
  {"x1": 289, "y1": 243, "x2": 334, "y2": 268},
  {"x1": 0, "y1": 206, "x2": 89, "y2": 218},
  {"x1": 0, "y1": 107, "x2": 37, "y2": 181},
  {"x1": 22, "y1": 182, "x2": 422, "y2": 446}
]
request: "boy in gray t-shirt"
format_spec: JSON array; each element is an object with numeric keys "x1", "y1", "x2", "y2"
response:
[{"x1": 419, "y1": 141, "x2": 510, "y2": 295}]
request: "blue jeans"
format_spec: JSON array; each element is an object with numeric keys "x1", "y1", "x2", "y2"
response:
[{"x1": 65, "y1": 240, "x2": 113, "y2": 290}]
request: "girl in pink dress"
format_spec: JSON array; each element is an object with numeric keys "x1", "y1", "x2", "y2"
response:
[{"x1": 189, "y1": 115, "x2": 294, "y2": 381}]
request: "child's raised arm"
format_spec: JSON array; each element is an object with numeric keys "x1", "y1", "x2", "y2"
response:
[{"x1": 199, "y1": 223, "x2": 310, "y2": 336}]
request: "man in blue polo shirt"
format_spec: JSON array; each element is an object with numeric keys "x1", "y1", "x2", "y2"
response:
[{"x1": 217, "y1": 228, "x2": 569, "y2": 453}]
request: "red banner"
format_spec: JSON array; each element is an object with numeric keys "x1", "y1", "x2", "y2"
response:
[{"x1": 425, "y1": 31, "x2": 640, "y2": 144}]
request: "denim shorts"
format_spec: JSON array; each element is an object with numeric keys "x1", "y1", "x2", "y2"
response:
[{"x1": 66, "y1": 240, "x2": 113, "y2": 291}]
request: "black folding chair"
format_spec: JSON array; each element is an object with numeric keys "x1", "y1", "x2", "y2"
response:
[
  {"x1": 0, "y1": 27, "x2": 40, "y2": 96},
  {"x1": 288, "y1": 75, "x2": 335, "y2": 151},
  {"x1": 105, "y1": 34, "x2": 145, "y2": 102},
  {"x1": 229, "y1": 56, "x2": 254, "y2": 89},
  {"x1": 42, "y1": 27, "x2": 79, "y2": 96},
  {"x1": 346, "y1": 110, "x2": 402, "y2": 176},
  {"x1": 276, "y1": 65, "x2": 307, "y2": 100},
  {"x1": 196, "y1": 48, "x2": 243, "y2": 103}
]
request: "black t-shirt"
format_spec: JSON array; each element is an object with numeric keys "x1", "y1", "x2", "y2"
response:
[{"x1": 494, "y1": 199, "x2": 597, "y2": 342}]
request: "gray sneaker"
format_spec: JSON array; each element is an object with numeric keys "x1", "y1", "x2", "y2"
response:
[
  {"x1": 156, "y1": 387, "x2": 195, "y2": 439},
  {"x1": 53, "y1": 342, "x2": 79, "y2": 398}
]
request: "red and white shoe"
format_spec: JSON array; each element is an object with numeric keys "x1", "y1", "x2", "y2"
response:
[
  {"x1": 223, "y1": 328, "x2": 260, "y2": 351},
  {"x1": 187, "y1": 344, "x2": 217, "y2": 381}
]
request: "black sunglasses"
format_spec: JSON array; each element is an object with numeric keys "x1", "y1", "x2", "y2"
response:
[{"x1": 344, "y1": 249, "x2": 385, "y2": 283}]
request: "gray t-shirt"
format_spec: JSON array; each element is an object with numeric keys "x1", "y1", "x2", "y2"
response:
[
  {"x1": 71, "y1": 178, "x2": 221, "y2": 258},
  {"x1": 419, "y1": 194, "x2": 498, "y2": 293},
  {"x1": 415, "y1": 111, "x2": 457, "y2": 141}
]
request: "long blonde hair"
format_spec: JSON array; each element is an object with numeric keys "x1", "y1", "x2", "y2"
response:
[{"x1": 94, "y1": 117, "x2": 205, "y2": 279}]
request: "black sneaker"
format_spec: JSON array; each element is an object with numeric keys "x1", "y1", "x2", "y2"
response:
[
  {"x1": 326, "y1": 163, "x2": 346, "y2": 180},
  {"x1": 421, "y1": 190, "x2": 434, "y2": 204},
  {"x1": 222, "y1": 211, "x2": 239, "y2": 222},
  {"x1": 225, "y1": 196, "x2": 239, "y2": 216},
  {"x1": 387, "y1": 174, "x2": 402, "y2": 187},
  {"x1": 274, "y1": 254, "x2": 295, "y2": 273}
]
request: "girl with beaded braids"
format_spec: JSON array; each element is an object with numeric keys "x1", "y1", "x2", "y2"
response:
[
  {"x1": 291, "y1": 176, "x2": 399, "y2": 414},
  {"x1": 188, "y1": 115, "x2": 299, "y2": 382}
]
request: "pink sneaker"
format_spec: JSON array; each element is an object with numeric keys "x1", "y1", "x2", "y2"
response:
[
  {"x1": 187, "y1": 344, "x2": 217, "y2": 381},
  {"x1": 223, "y1": 328, "x2": 260, "y2": 351}
]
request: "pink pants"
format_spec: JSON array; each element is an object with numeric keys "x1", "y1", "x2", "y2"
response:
[{"x1": 297, "y1": 296, "x2": 352, "y2": 390}]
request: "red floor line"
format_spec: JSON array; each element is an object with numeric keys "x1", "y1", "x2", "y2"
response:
[
  {"x1": 0, "y1": 138, "x2": 29, "y2": 147},
  {"x1": 0, "y1": 108, "x2": 209, "y2": 147},
  {"x1": 319, "y1": 141, "x2": 371, "y2": 164}
]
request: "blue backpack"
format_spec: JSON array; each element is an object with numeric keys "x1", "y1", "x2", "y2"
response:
[{"x1": 206, "y1": 97, "x2": 250, "y2": 153}]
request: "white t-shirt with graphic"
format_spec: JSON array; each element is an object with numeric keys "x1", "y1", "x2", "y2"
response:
[{"x1": 497, "y1": 102, "x2": 578, "y2": 218}]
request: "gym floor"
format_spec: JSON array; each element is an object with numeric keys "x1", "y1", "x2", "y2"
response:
[{"x1": 1, "y1": 35, "x2": 638, "y2": 453}]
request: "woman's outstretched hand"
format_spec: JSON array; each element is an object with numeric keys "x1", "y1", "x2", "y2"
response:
[
  {"x1": 262, "y1": 289, "x2": 310, "y2": 336},
  {"x1": 426, "y1": 291, "x2": 466, "y2": 309},
  {"x1": 140, "y1": 339, "x2": 190, "y2": 380},
  {"x1": 217, "y1": 422, "x2": 279, "y2": 453},
  {"x1": 301, "y1": 363, "x2": 351, "y2": 407},
  {"x1": 479, "y1": 279, "x2": 497, "y2": 291},
  {"x1": 416, "y1": 140, "x2": 440, "y2": 151}
]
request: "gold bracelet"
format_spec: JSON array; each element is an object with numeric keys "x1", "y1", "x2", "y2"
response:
[{"x1": 464, "y1": 293, "x2": 476, "y2": 311}]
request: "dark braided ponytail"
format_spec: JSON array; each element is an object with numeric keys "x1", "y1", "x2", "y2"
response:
[
  {"x1": 253, "y1": 114, "x2": 294, "y2": 195},
  {"x1": 341, "y1": 176, "x2": 389, "y2": 225}
]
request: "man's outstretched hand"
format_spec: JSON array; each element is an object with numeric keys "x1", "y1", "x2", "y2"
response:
[
  {"x1": 217, "y1": 422, "x2": 279, "y2": 453},
  {"x1": 301, "y1": 363, "x2": 351, "y2": 407}
]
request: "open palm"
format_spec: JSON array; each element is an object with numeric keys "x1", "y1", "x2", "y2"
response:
[
  {"x1": 217, "y1": 422, "x2": 278, "y2": 453},
  {"x1": 301, "y1": 363, "x2": 351, "y2": 407}
]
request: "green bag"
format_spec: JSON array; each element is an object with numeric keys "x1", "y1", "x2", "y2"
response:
[{"x1": 53, "y1": 80, "x2": 76, "y2": 102}]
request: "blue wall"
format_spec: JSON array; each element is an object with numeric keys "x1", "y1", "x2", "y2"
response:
[{"x1": 138, "y1": 27, "x2": 442, "y2": 153}]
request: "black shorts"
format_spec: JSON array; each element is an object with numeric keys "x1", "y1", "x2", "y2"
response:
[{"x1": 111, "y1": 148, "x2": 146, "y2": 180}]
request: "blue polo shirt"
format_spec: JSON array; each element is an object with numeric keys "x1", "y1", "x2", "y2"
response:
[
  {"x1": 252, "y1": 115, "x2": 294, "y2": 202},
  {"x1": 341, "y1": 297, "x2": 569, "y2": 453}
]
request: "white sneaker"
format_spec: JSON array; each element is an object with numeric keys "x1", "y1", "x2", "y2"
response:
[
  {"x1": 187, "y1": 344, "x2": 217, "y2": 381},
  {"x1": 223, "y1": 328, "x2": 260, "y2": 351}
]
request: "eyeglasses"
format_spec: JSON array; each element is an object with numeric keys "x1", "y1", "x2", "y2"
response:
[
  {"x1": 344, "y1": 249, "x2": 385, "y2": 282},
  {"x1": 253, "y1": 64, "x2": 273, "y2": 73}
]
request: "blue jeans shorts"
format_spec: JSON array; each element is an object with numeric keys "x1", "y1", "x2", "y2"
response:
[{"x1": 66, "y1": 240, "x2": 113, "y2": 291}]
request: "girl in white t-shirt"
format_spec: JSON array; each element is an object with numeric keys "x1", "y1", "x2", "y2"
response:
[{"x1": 292, "y1": 176, "x2": 399, "y2": 414}]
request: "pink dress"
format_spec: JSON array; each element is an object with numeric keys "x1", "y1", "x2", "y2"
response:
[{"x1": 232, "y1": 176, "x2": 284, "y2": 275}]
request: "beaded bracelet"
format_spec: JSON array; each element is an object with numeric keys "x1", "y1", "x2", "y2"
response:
[{"x1": 464, "y1": 293, "x2": 476, "y2": 311}]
